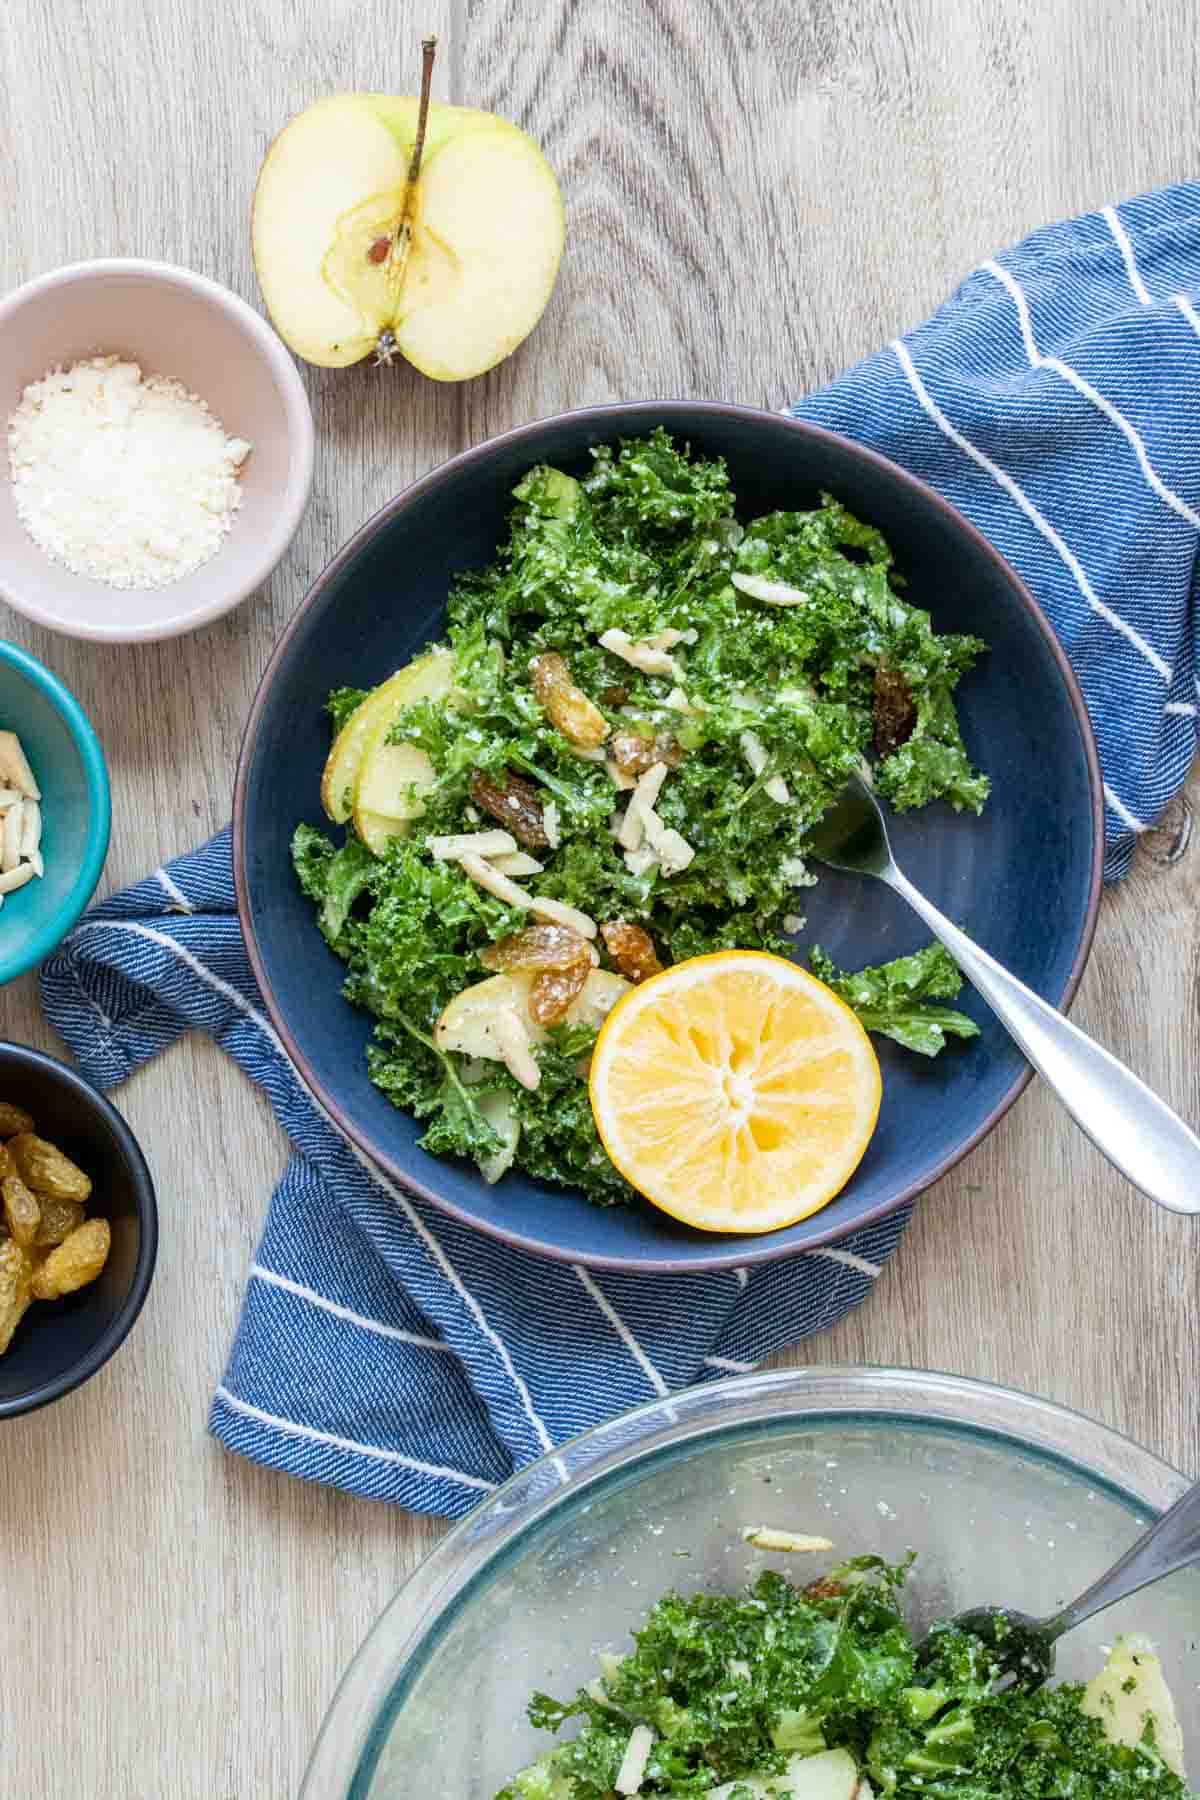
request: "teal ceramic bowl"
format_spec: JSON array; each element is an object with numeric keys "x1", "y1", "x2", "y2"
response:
[{"x1": 0, "y1": 642, "x2": 110, "y2": 983}]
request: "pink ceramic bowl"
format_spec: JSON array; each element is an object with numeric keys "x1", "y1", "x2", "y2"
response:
[{"x1": 0, "y1": 259, "x2": 314, "y2": 641}]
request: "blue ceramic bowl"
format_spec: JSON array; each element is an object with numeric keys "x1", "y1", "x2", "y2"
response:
[
  {"x1": 0, "y1": 642, "x2": 110, "y2": 983},
  {"x1": 235, "y1": 402, "x2": 1103, "y2": 1273},
  {"x1": 0, "y1": 1043, "x2": 157, "y2": 1418}
]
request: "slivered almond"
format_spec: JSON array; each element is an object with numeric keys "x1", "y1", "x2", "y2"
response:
[
  {"x1": 739, "y1": 731, "x2": 790, "y2": 805},
  {"x1": 429, "y1": 829, "x2": 517, "y2": 861},
  {"x1": 458, "y1": 853, "x2": 534, "y2": 910},
  {"x1": 654, "y1": 827, "x2": 695, "y2": 875},
  {"x1": 599, "y1": 628, "x2": 683, "y2": 679},
  {"x1": 493, "y1": 1010, "x2": 541, "y2": 1091},
  {"x1": 743, "y1": 1526, "x2": 834, "y2": 1553},
  {"x1": 0, "y1": 732, "x2": 40, "y2": 799},
  {"x1": 0, "y1": 863, "x2": 35, "y2": 895},
  {"x1": 19, "y1": 800, "x2": 41, "y2": 860},
  {"x1": 489, "y1": 850, "x2": 544, "y2": 878},
  {"x1": 529, "y1": 895, "x2": 597, "y2": 939},
  {"x1": 618, "y1": 761, "x2": 669, "y2": 851},
  {"x1": 731, "y1": 571, "x2": 810, "y2": 606},
  {"x1": 1, "y1": 804, "x2": 21, "y2": 873},
  {"x1": 614, "y1": 1724, "x2": 655, "y2": 1796},
  {"x1": 458, "y1": 852, "x2": 597, "y2": 939}
]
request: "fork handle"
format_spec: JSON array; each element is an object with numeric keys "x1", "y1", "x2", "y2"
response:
[
  {"x1": 1044, "y1": 1479, "x2": 1200, "y2": 1640},
  {"x1": 885, "y1": 867, "x2": 1200, "y2": 1214}
]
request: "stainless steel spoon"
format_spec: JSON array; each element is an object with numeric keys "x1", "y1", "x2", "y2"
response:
[
  {"x1": 805, "y1": 776, "x2": 1200, "y2": 1213},
  {"x1": 917, "y1": 1476, "x2": 1200, "y2": 1686}
]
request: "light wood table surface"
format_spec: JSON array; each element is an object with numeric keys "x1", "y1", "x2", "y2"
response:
[{"x1": 1, "y1": 3, "x2": 1197, "y2": 1795}]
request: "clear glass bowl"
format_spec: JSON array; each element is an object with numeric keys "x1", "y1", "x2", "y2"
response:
[{"x1": 302, "y1": 1369, "x2": 1198, "y2": 1798}]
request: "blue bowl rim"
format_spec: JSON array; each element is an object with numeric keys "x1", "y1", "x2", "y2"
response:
[
  {"x1": 0, "y1": 640, "x2": 111, "y2": 983},
  {"x1": 233, "y1": 399, "x2": 1106, "y2": 1274},
  {"x1": 0, "y1": 1041, "x2": 158, "y2": 1419}
]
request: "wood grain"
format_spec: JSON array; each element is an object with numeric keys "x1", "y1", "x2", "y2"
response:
[{"x1": 0, "y1": 2, "x2": 1197, "y2": 1794}]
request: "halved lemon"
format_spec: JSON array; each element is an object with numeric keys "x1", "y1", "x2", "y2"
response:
[{"x1": 589, "y1": 951, "x2": 882, "y2": 1234}]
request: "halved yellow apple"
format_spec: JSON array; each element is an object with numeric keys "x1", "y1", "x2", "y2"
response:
[
  {"x1": 252, "y1": 90, "x2": 564, "y2": 376},
  {"x1": 320, "y1": 648, "x2": 453, "y2": 825}
]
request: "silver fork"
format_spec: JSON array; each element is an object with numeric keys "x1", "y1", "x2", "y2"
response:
[
  {"x1": 918, "y1": 1476, "x2": 1200, "y2": 1686},
  {"x1": 805, "y1": 776, "x2": 1200, "y2": 1213}
]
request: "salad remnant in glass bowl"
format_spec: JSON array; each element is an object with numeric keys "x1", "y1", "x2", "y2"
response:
[
  {"x1": 494, "y1": 1556, "x2": 1192, "y2": 1798},
  {"x1": 293, "y1": 431, "x2": 989, "y2": 1208}
]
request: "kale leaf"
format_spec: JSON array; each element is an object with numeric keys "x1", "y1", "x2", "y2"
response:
[{"x1": 810, "y1": 942, "x2": 981, "y2": 1057}]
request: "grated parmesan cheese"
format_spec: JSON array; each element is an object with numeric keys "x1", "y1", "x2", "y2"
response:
[{"x1": 7, "y1": 355, "x2": 251, "y2": 589}]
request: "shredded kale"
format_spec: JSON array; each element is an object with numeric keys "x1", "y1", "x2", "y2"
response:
[
  {"x1": 496, "y1": 1560, "x2": 1193, "y2": 1799},
  {"x1": 293, "y1": 431, "x2": 990, "y2": 1199},
  {"x1": 809, "y1": 943, "x2": 981, "y2": 1058},
  {"x1": 326, "y1": 686, "x2": 370, "y2": 733}
]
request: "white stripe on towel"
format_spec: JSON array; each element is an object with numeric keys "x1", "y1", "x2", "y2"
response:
[
  {"x1": 1173, "y1": 292, "x2": 1200, "y2": 341},
  {"x1": 73, "y1": 920, "x2": 293, "y2": 1060},
  {"x1": 343, "y1": 1138, "x2": 560, "y2": 1458},
  {"x1": 1103, "y1": 205, "x2": 1153, "y2": 304},
  {"x1": 249, "y1": 1264, "x2": 453, "y2": 1353},
  {"x1": 155, "y1": 867, "x2": 195, "y2": 914},
  {"x1": 984, "y1": 259, "x2": 1200, "y2": 531},
  {"x1": 892, "y1": 338, "x2": 1172, "y2": 682},
  {"x1": 574, "y1": 1265, "x2": 670, "y2": 1398},
  {"x1": 704, "y1": 1355, "x2": 757, "y2": 1375},
  {"x1": 806, "y1": 1246, "x2": 882, "y2": 1279},
  {"x1": 213, "y1": 1387, "x2": 496, "y2": 1491},
  {"x1": 1104, "y1": 783, "x2": 1149, "y2": 833}
]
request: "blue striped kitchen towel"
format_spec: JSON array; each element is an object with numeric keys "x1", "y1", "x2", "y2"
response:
[{"x1": 41, "y1": 183, "x2": 1199, "y2": 1517}]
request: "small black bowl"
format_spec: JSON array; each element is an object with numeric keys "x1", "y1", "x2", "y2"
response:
[{"x1": 0, "y1": 1044, "x2": 157, "y2": 1418}]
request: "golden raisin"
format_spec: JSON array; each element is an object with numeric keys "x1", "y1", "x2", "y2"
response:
[
  {"x1": 529, "y1": 961, "x2": 590, "y2": 1026},
  {"x1": 609, "y1": 729, "x2": 683, "y2": 777},
  {"x1": 872, "y1": 666, "x2": 916, "y2": 757},
  {"x1": 803, "y1": 1577, "x2": 849, "y2": 1602},
  {"x1": 0, "y1": 1103, "x2": 34, "y2": 1138},
  {"x1": 31, "y1": 1218, "x2": 111, "y2": 1301},
  {"x1": 2, "y1": 1174, "x2": 40, "y2": 1250},
  {"x1": 35, "y1": 1196, "x2": 85, "y2": 1248},
  {"x1": 0, "y1": 1238, "x2": 34, "y2": 1355},
  {"x1": 601, "y1": 920, "x2": 664, "y2": 983},
  {"x1": 480, "y1": 925, "x2": 592, "y2": 976},
  {"x1": 468, "y1": 769, "x2": 549, "y2": 848},
  {"x1": 8, "y1": 1134, "x2": 92, "y2": 1203},
  {"x1": 530, "y1": 652, "x2": 610, "y2": 749}
]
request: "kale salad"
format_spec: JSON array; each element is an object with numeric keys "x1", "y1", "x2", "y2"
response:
[
  {"x1": 495, "y1": 1556, "x2": 1191, "y2": 1799},
  {"x1": 293, "y1": 431, "x2": 989, "y2": 1204}
]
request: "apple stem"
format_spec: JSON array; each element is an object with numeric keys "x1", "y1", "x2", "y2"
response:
[
  {"x1": 372, "y1": 34, "x2": 437, "y2": 366},
  {"x1": 407, "y1": 36, "x2": 438, "y2": 191}
]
